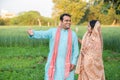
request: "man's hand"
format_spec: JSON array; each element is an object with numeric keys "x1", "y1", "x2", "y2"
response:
[
  {"x1": 27, "y1": 29, "x2": 33, "y2": 36},
  {"x1": 70, "y1": 64, "x2": 75, "y2": 72}
]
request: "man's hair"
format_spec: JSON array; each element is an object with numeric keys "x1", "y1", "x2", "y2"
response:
[
  {"x1": 90, "y1": 20, "x2": 98, "y2": 29},
  {"x1": 60, "y1": 13, "x2": 71, "y2": 21}
]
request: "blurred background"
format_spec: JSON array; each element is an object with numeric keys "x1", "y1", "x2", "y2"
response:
[
  {"x1": 0, "y1": 0, "x2": 120, "y2": 26},
  {"x1": 0, "y1": 0, "x2": 120, "y2": 80}
]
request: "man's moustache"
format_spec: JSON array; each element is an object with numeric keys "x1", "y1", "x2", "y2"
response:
[{"x1": 66, "y1": 26, "x2": 70, "y2": 28}]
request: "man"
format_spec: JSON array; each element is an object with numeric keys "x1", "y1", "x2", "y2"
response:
[{"x1": 27, "y1": 13, "x2": 79, "y2": 80}]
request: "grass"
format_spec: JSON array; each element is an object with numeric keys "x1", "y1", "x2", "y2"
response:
[
  {"x1": 103, "y1": 50, "x2": 120, "y2": 80},
  {"x1": 0, "y1": 26, "x2": 120, "y2": 80},
  {"x1": 0, "y1": 47, "x2": 47, "y2": 80},
  {"x1": 0, "y1": 25, "x2": 120, "y2": 52},
  {"x1": 0, "y1": 47, "x2": 120, "y2": 80}
]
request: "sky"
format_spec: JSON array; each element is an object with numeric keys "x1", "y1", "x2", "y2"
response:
[{"x1": 0, "y1": 0, "x2": 54, "y2": 17}]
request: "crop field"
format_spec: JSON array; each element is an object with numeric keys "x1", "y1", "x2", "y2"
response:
[{"x1": 0, "y1": 26, "x2": 120, "y2": 80}]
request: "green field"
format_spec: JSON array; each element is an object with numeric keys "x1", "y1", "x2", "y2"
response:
[{"x1": 0, "y1": 26, "x2": 120, "y2": 80}]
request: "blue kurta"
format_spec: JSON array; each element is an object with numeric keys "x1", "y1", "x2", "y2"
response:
[{"x1": 31, "y1": 28, "x2": 79, "y2": 80}]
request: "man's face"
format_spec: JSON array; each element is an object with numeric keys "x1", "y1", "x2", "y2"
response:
[{"x1": 61, "y1": 16, "x2": 71, "y2": 29}]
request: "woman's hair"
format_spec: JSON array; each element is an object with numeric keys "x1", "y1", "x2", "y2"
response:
[{"x1": 89, "y1": 20, "x2": 98, "y2": 29}]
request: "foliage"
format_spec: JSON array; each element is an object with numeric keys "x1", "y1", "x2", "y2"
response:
[
  {"x1": 16, "y1": 11, "x2": 41, "y2": 25},
  {"x1": 0, "y1": 18, "x2": 10, "y2": 25},
  {"x1": 1, "y1": 0, "x2": 120, "y2": 25},
  {"x1": 99, "y1": 7, "x2": 117, "y2": 25},
  {"x1": 0, "y1": 26, "x2": 120, "y2": 52},
  {"x1": 0, "y1": 47, "x2": 47, "y2": 80},
  {"x1": 0, "y1": 11, "x2": 55, "y2": 26},
  {"x1": 84, "y1": 0, "x2": 120, "y2": 25},
  {"x1": 52, "y1": 0, "x2": 120, "y2": 25},
  {"x1": 103, "y1": 0, "x2": 120, "y2": 14},
  {"x1": 0, "y1": 47, "x2": 120, "y2": 80},
  {"x1": 0, "y1": 18, "x2": 5, "y2": 25},
  {"x1": 102, "y1": 0, "x2": 120, "y2": 24},
  {"x1": 87, "y1": 1, "x2": 103, "y2": 21},
  {"x1": 40, "y1": 16, "x2": 54, "y2": 26},
  {"x1": 52, "y1": 0, "x2": 87, "y2": 24}
]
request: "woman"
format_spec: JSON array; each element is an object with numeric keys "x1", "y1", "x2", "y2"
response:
[{"x1": 75, "y1": 20, "x2": 105, "y2": 80}]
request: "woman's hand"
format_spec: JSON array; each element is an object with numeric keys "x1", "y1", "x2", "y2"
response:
[
  {"x1": 70, "y1": 64, "x2": 75, "y2": 72},
  {"x1": 78, "y1": 38, "x2": 82, "y2": 44}
]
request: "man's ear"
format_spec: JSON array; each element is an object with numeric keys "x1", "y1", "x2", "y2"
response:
[{"x1": 59, "y1": 21, "x2": 62, "y2": 27}]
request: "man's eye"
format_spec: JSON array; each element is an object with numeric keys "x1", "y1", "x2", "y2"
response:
[{"x1": 65, "y1": 20, "x2": 71, "y2": 22}]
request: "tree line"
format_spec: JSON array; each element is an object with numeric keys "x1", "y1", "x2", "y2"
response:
[
  {"x1": 0, "y1": 11, "x2": 54, "y2": 26},
  {"x1": 52, "y1": 0, "x2": 120, "y2": 25},
  {"x1": 0, "y1": 0, "x2": 120, "y2": 26}
]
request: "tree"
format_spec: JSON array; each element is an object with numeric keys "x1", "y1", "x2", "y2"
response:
[
  {"x1": 103, "y1": 0, "x2": 120, "y2": 24},
  {"x1": 16, "y1": 11, "x2": 41, "y2": 25},
  {"x1": 52, "y1": 0, "x2": 87, "y2": 25},
  {"x1": 0, "y1": 18, "x2": 5, "y2": 25},
  {"x1": 0, "y1": 18, "x2": 10, "y2": 25},
  {"x1": 86, "y1": 0, "x2": 120, "y2": 25},
  {"x1": 103, "y1": 0, "x2": 120, "y2": 14}
]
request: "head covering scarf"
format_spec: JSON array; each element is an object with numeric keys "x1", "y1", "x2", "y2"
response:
[
  {"x1": 75, "y1": 21, "x2": 105, "y2": 80},
  {"x1": 48, "y1": 27, "x2": 72, "y2": 80}
]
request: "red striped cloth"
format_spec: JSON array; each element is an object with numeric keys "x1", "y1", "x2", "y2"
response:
[{"x1": 48, "y1": 27, "x2": 72, "y2": 80}]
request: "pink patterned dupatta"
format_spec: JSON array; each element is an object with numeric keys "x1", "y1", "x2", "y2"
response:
[
  {"x1": 48, "y1": 27, "x2": 72, "y2": 80},
  {"x1": 75, "y1": 21, "x2": 105, "y2": 80}
]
